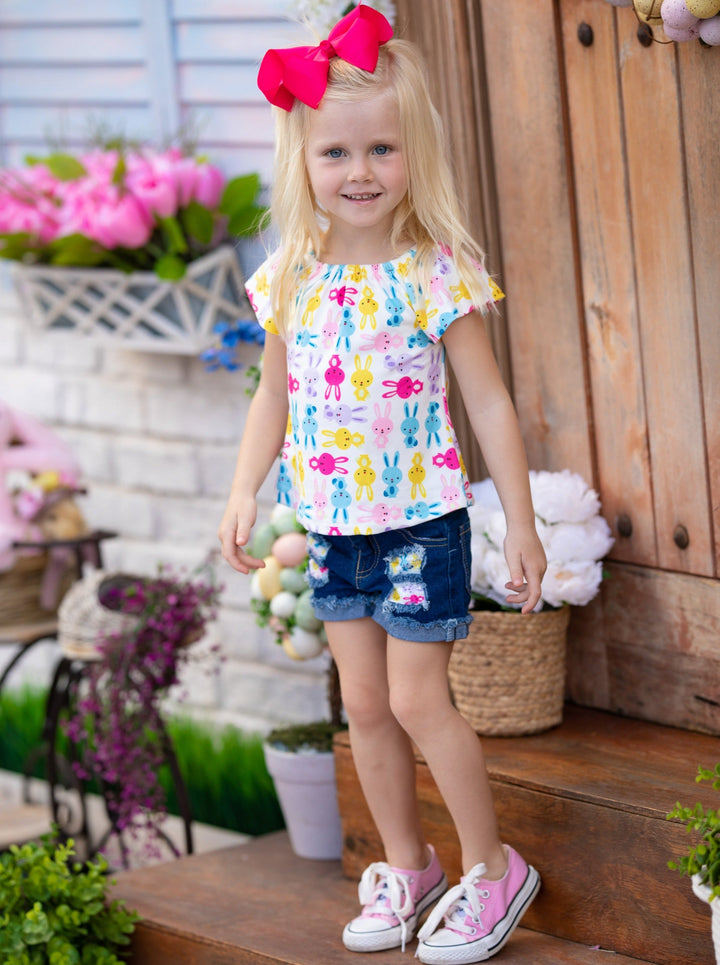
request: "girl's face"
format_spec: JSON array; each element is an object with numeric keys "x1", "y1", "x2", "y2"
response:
[{"x1": 304, "y1": 88, "x2": 407, "y2": 257}]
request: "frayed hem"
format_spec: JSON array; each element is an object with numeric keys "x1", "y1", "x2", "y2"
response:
[
  {"x1": 312, "y1": 592, "x2": 377, "y2": 622},
  {"x1": 373, "y1": 612, "x2": 473, "y2": 643}
]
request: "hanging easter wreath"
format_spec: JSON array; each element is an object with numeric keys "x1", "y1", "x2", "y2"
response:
[{"x1": 602, "y1": 0, "x2": 720, "y2": 44}]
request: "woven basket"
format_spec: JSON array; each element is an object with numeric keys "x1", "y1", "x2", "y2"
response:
[
  {"x1": 448, "y1": 606, "x2": 570, "y2": 736},
  {"x1": 0, "y1": 552, "x2": 75, "y2": 626}
]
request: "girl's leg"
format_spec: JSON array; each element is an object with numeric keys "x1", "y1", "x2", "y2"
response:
[
  {"x1": 324, "y1": 617, "x2": 427, "y2": 870},
  {"x1": 386, "y1": 635, "x2": 507, "y2": 879}
]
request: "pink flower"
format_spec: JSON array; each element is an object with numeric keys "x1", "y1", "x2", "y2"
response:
[
  {"x1": 91, "y1": 192, "x2": 153, "y2": 250},
  {"x1": 193, "y1": 163, "x2": 225, "y2": 208},
  {"x1": 127, "y1": 156, "x2": 178, "y2": 219}
]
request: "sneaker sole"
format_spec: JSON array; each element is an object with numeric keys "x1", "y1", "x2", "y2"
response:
[
  {"x1": 342, "y1": 873, "x2": 449, "y2": 953},
  {"x1": 416, "y1": 865, "x2": 541, "y2": 964}
]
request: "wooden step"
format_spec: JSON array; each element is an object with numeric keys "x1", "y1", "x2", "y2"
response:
[
  {"x1": 334, "y1": 705, "x2": 718, "y2": 965},
  {"x1": 112, "y1": 830, "x2": 661, "y2": 965}
]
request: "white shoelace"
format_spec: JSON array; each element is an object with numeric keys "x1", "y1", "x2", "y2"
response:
[
  {"x1": 416, "y1": 866, "x2": 490, "y2": 945},
  {"x1": 358, "y1": 861, "x2": 414, "y2": 951}
]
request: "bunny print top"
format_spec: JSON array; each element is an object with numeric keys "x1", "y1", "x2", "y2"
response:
[{"x1": 246, "y1": 246, "x2": 504, "y2": 535}]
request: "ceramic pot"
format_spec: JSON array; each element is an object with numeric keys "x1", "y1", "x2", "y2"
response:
[{"x1": 263, "y1": 742, "x2": 343, "y2": 860}]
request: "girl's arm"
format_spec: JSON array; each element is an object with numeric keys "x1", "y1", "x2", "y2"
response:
[
  {"x1": 218, "y1": 331, "x2": 289, "y2": 574},
  {"x1": 442, "y1": 311, "x2": 546, "y2": 613}
]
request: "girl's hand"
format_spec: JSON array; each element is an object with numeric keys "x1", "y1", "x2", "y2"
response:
[
  {"x1": 503, "y1": 522, "x2": 547, "y2": 614},
  {"x1": 218, "y1": 496, "x2": 266, "y2": 575}
]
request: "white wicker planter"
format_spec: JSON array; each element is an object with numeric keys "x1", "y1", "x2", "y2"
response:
[
  {"x1": 692, "y1": 874, "x2": 720, "y2": 965},
  {"x1": 13, "y1": 245, "x2": 250, "y2": 355}
]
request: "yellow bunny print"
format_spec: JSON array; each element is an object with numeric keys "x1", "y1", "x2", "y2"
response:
[
  {"x1": 301, "y1": 286, "x2": 323, "y2": 327},
  {"x1": 408, "y1": 453, "x2": 427, "y2": 499},
  {"x1": 351, "y1": 355, "x2": 374, "y2": 401},
  {"x1": 355, "y1": 455, "x2": 376, "y2": 500},
  {"x1": 358, "y1": 286, "x2": 379, "y2": 330},
  {"x1": 347, "y1": 265, "x2": 368, "y2": 283}
]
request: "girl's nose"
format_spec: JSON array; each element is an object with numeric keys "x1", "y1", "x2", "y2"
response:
[{"x1": 349, "y1": 157, "x2": 372, "y2": 182}]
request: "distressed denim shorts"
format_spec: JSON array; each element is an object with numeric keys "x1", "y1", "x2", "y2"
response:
[{"x1": 306, "y1": 508, "x2": 473, "y2": 643}]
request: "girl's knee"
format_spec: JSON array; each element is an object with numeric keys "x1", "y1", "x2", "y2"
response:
[{"x1": 340, "y1": 680, "x2": 392, "y2": 730}]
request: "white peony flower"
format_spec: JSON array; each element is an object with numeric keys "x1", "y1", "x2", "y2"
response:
[
  {"x1": 540, "y1": 560, "x2": 604, "y2": 608},
  {"x1": 544, "y1": 517, "x2": 614, "y2": 563},
  {"x1": 469, "y1": 469, "x2": 613, "y2": 609},
  {"x1": 529, "y1": 469, "x2": 601, "y2": 524}
]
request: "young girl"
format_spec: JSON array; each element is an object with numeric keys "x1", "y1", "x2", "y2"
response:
[{"x1": 218, "y1": 6, "x2": 546, "y2": 962}]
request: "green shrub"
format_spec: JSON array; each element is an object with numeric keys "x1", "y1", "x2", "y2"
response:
[
  {"x1": 0, "y1": 829, "x2": 139, "y2": 964},
  {"x1": 0, "y1": 687, "x2": 284, "y2": 837}
]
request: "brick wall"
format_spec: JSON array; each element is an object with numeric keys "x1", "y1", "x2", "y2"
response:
[{"x1": 0, "y1": 265, "x2": 329, "y2": 735}]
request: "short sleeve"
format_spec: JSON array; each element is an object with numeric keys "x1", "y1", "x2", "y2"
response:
[
  {"x1": 245, "y1": 249, "x2": 281, "y2": 336},
  {"x1": 423, "y1": 248, "x2": 505, "y2": 343}
]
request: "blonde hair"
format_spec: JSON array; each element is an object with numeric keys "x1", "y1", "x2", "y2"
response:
[{"x1": 267, "y1": 38, "x2": 488, "y2": 335}]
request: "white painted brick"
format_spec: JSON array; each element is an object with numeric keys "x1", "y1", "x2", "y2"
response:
[
  {"x1": 25, "y1": 331, "x2": 100, "y2": 373},
  {"x1": 114, "y1": 436, "x2": 200, "y2": 495},
  {"x1": 0, "y1": 366, "x2": 58, "y2": 420},
  {"x1": 57, "y1": 376, "x2": 145, "y2": 432},
  {"x1": 0, "y1": 318, "x2": 22, "y2": 362},
  {"x1": 154, "y1": 494, "x2": 223, "y2": 543},
  {"x1": 219, "y1": 661, "x2": 327, "y2": 724},
  {"x1": 217, "y1": 568, "x2": 252, "y2": 610},
  {"x1": 82, "y1": 379, "x2": 145, "y2": 432},
  {"x1": 80, "y1": 485, "x2": 156, "y2": 540},
  {"x1": 215, "y1": 608, "x2": 263, "y2": 661},
  {"x1": 100, "y1": 538, "x2": 217, "y2": 580},
  {"x1": 56, "y1": 429, "x2": 114, "y2": 482},
  {"x1": 186, "y1": 343, "x2": 262, "y2": 391},
  {"x1": 102, "y1": 349, "x2": 187, "y2": 384},
  {"x1": 197, "y1": 444, "x2": 238, "y2": 498},
  {"x1": 145, "y1": 384, "x2": 247, "y2": 442}
]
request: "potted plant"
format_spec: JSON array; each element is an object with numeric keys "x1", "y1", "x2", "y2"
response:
[
  {"x1": 0, "y1": 828, "x2": 139, "y2": 964},
  {"x1": 0, "y1": 142, "x2": 266, "y2": 353},
  {"x1": 58, "y1": 565, "x2": 222, "y2": 861},
  {"x1": 249, "y1": 503, "x2": 346, "y2": 860},
  {"x1": 668, "y1": 764, "x2": 720, "y2": 964},
  {"x1": 449, "y1": 469, "x2": 614, "y2": 736}
]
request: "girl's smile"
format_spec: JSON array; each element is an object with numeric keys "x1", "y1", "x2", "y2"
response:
[{"x1": 305, "y1": 89, "x2": 407, "y2": 261}]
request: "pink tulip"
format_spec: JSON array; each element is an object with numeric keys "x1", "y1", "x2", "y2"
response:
[
  {"x1": 193, "y1": 163, "x2": 225, "y2": 208},
  {"x1": 91, "y1": 192, "x2": 153, "y2": 250},
  {"x1": 126, "y1": 166, "x2": 178, "y2": 219}
]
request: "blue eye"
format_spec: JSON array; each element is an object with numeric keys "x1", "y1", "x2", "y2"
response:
[
  {"x1": 374, "y1": 145, "x2": 389, "y2": 156},
  {"x1": 327, "y1": 148, "x2": 344, "y2": 158}
]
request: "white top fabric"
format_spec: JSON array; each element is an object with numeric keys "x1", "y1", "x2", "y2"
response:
[{"x1": 246, "y1": 246, "x2": 502, "y2": 535}]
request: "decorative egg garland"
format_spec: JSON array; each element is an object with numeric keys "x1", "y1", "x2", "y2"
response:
[
  {"x1": 250, "y1": 504, "x2": 326, "y2": 661},
  {"x1": 602, "y1": 0, "x2": 720, "y2": 44}
]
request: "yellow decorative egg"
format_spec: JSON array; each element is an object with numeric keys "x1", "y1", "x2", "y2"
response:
[
  {"x1": 256, "y1": 556, "x2": 283, "y2": 600},
  {"x1": 685, "y1": 0, "x2": 720, "y2": 17},
  {"x1": 634, "y1": 0, "x2": 664, "y2": 22}
]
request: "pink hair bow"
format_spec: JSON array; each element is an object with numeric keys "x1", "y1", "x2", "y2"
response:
[{"x1": 258, "y1": 4, "x2": 393, "y2": 112}]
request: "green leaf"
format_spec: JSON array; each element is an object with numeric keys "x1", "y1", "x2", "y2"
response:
[
  {"x1": 181, "y1": 201, "x2": 214, "y2": 244},
  {"x1": 154, "y1": 254, "x2": 187, "y2": 280},
  {"x1": 158, "y1": 215, "x2": 188, "y2": 255},
  {"x1": 219, "y1": 173, "x2": 261, "y2": 216},
  {"x1": 44, "y1": 154, "x2": 87, "y2": 181},
  {"x1": 111, "y1": 154, "x2": 126, "y2": 187},
  {"x1": 227, "y1": 205, "x2": 266, "y2": 238},
  {"x1": 46, "y1": 233, "x2": 106, "y2": 267}
]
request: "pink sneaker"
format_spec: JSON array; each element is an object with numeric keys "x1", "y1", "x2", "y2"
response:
[
  {"x1": 343, "y1": 845, "x2": 448, "y2": 953},
  {"x1": 415, "y1": 845, "x2": 540, "y2": 963}
]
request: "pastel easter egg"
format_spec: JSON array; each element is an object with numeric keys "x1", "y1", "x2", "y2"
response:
[
  {"x1": 270, "y1": 590, "x2": 299, "y2": 620},
  {"x1": 281, "y1": 634, "x2": 302, "y2": 661},
  {"x1": 663, "y1": 20, "x2": 700, "y2": 36},
  {"x1": 661, "y1": 0, "x2": 700, "y2": 28},
  {"x1": 699, "y1": 12, "x2": 720, "y2": 38},
  {"x1": 293, "y1": 590, "x2": 323, "y2": 632},
  {"x1": 256, "y1": 556, "x2": 283, "y2": 600},
  {"x1": 685, "y1": 0, "x2": 720, "y2": 16},
  {"x1": 635, "y1": 0, "x2": 664, "y2": 22},
  {"x1": 280, "y1": 567, "x2": 308, "y2": 595},
  {"x1": 287, "y1": 626, "x2": 324, "y2": 660},
  {"x1": 271, "y1": 531, "x2": 308, "y2": 568},
  {"x1": 270, "y1": 503, "x2": 301, "y2": 535},
  {"x1": 250, "y1": 523, "x2": 277, "y2": 560},
  {"x1": 250, "y1": 571, "x2": 264, "y2": 601}
]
